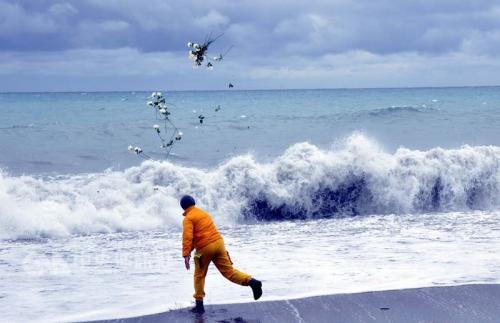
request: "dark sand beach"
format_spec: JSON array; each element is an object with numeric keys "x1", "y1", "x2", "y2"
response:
[{"x1": 87, "y1": 284, "x2": 500, "y2": 323}]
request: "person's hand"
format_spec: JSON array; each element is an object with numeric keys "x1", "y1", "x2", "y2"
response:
[{"x1": 184, "y1": 256, "x2": 191, "y2": 270}]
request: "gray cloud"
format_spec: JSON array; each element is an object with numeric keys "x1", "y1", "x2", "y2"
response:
[
  {"x1": 1, "y1": 0, "x2": 500, "y2": 90},
  {"x1": 2, "y1": 0, "x2": 499, "y2": 55}
]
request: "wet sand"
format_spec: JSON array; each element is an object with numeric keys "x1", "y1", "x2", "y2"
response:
[{"x1": 86, "y1": 284, "x2": 500, "y2": 323}]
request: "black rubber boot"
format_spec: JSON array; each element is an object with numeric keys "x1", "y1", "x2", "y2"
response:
[
  {"x1": 249, "y1": 278, "x2": 263, "y2": 300},
  {"x1": 190, "y1": 299, "x2": 205, "y2": 314}
]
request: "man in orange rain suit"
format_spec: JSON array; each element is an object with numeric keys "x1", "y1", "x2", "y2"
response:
[{"x1": 180, "y1": 195, "x2": 262, "y2": 314}]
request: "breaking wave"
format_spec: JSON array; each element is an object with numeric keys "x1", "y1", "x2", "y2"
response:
[{"x1": 1, "y1": 133, "x2": 499, "y2": 240}]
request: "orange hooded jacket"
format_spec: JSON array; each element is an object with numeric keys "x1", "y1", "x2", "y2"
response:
[{"x1": 182, "y1": 206, "x2": 222, "y2": 257}]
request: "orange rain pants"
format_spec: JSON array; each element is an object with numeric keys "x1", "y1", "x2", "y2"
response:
[{"x1": 193, "y1": 238, "x2": 252, "y2": 299}]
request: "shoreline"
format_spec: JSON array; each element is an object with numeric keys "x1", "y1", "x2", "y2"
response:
[{"x1": 85, "y1": 283, "x2": 500, "y2": 323}]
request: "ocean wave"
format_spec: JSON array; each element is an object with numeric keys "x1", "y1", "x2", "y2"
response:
[
  {"x1": 366, "y1": 105, "x2": 437, "y2": 117},
  {"x1": 0, "y1": 124, "x2": 35, "y2": 130},
  {"x1": 0, "y1": 133, "x2": 499, "y2": 240}
]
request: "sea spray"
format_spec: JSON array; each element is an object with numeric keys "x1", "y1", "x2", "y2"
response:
[{"x1": 0, "y1": 134, "x2": 499, "y2": 240}]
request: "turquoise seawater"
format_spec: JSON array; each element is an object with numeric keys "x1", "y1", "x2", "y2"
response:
[{"x1": 1, "y1": 87, "x2": 499, "y2": 175}]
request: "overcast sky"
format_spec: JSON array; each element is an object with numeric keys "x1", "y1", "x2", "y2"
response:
[{"x1": 1, "y1": 0, "x2": 500, "y2": 91}]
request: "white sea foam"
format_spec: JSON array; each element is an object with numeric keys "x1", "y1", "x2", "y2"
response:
[
  {"x1": 0, "y1": 133, "x2": 499, "y2": 240},
  {"x1": 5, "y1": 211, "x2": 500, "y2": 322}
]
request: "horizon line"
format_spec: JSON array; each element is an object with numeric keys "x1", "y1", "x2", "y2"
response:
[{"x1": 1, "y1": 84, "x2": 500, "y2": 94}]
